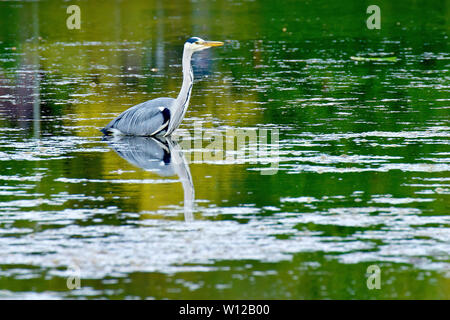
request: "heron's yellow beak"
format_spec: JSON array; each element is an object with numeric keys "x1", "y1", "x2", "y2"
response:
[{"x1": 203, "y1": 41, "x2": 224, "y2": 47}]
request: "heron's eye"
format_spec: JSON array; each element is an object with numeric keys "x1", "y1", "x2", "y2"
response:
[{"x1": 195, "y1": 41, "x2": 199, "y2": 44}]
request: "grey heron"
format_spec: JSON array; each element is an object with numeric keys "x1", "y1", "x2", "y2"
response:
[
  {"x1": 105, "y1": 135, "x2": 195, "y2": 221},
  {"x1": 101, "y1": 37, "x2": 223, "y2": 136}
]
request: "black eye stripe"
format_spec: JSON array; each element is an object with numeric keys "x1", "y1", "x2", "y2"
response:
[{"x1": 186, "y1": 37, "x2": 200, "y2": 44}]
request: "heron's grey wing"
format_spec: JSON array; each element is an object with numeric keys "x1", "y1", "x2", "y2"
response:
[{"x1": 102, "y1": 97, "x2": 174, "y2": 136}]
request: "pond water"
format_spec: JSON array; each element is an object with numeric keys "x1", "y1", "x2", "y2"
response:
[{"x1": 0, "y1": 0, "x2": 449, "y2": 299}]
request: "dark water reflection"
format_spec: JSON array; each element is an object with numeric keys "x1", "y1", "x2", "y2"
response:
[{"x1": 0, "y1": 0, "x2": 449, "y2": 299}]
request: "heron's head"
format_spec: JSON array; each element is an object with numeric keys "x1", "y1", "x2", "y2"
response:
[{"x1": 184, "y1": 37, "x2": 224, "y2": 52}]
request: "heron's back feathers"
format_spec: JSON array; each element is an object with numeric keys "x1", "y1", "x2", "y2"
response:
[{"x1": 101, "y1": 97, "x2": 174, "y2": 136}]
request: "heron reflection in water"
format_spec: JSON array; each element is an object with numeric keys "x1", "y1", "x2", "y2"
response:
[{"x1": 105, "y1": 136, "x2": 194, "y2": 221}]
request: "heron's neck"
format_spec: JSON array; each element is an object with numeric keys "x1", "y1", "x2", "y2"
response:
[
  {"x1": 177, "y1": 49, "x2": 194, "y2": 103},
  {"x1": 170, "y1": 48, "x2": 194, "y2": 132}
]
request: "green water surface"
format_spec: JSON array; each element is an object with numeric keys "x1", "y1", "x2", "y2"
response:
[{"x1": 0, "y1": 0, "x2": 449, "y2": 299}]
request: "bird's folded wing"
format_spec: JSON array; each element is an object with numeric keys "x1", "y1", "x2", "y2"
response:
[{"x1": 104, "y1": 98, "x2": 173, "y2": 136}]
